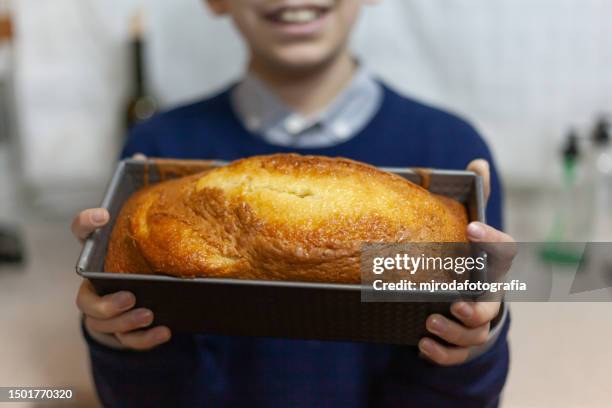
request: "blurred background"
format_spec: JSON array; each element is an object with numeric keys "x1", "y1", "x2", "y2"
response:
[{"x1": 1, "y1": 0, "x2": 611, "y2": 406}]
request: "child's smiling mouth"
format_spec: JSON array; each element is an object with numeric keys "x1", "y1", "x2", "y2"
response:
[
  {"x1": 265, "y1": 6, "x2": 330, "y2": 25},
  {"x1": 261, "y1": 1, "x2": 335, "y2": 36}
]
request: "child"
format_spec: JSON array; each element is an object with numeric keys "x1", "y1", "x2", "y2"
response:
[{"x1": 72, "y1": 1, "x2": 515, "y2": 406}]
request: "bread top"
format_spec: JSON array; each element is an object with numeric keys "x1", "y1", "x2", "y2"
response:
[{"x1": 105, "y1": 154, "x2": 468, "y2": 283}]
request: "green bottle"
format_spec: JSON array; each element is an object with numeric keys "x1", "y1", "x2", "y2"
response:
[{"x1": 540, "y1": 130, "x2": 589, "y2": 264}]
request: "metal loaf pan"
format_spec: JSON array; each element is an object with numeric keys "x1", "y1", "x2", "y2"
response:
[{"x1": 76, "y1": 158, "x2": 486, "y2": 346}]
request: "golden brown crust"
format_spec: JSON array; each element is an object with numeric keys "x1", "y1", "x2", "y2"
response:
[{"x1": 105, "y1": 154, "x2": 468, "y2": 283}]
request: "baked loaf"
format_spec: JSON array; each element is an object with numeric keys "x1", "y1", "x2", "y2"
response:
[{"x1": 105, "y1": 154, "x2": 468, "y2": 283}]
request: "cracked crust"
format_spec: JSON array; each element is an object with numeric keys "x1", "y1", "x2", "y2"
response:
[{"x1": 104, "y1": 154, "x2": 468, "y2": 283}]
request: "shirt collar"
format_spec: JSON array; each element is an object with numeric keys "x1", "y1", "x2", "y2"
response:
[{"x1": 230, "y1": 65, "x2": 383, "y2": 148}]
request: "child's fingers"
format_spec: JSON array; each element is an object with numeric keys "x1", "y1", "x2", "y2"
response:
[
  {"x1": 115, "y1": 326, "x2": 172, "y2": 351},
  {"x1": 85, "y1": 308, "x2": 154, "y2": 334},
  {"x1": 451, "y1": 301, "x2": 501, "y2": 328},
  {"x1": 76, "y1": 280, "x2": 136, "y2": 320},
  {"x1": 426, "y1": 314, "x2": 490, "y2": 347},
  {"x1": 467, "y1": 222, "x2": 514, "y2": 244},
  {"x1": 418, "y1": 337, "x2": 470, "y2": 366},
  {"x1": 466, "y1": 222, "x2": 517, "y2": 282},
  {"x1": 71, "y1": 208, "x2": 109, "y2": 242},
  {"x1": 467, "y1": 159, "x2": 490, "y2": 203}
]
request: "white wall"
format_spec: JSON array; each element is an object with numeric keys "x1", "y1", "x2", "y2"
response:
[{"x1": 13, "y1": 0, "x2": 612, "y2": 190}]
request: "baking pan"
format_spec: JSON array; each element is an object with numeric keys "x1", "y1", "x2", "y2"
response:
[{"x1": 76, "y1": 158, "x2": 486, "y2": 345}]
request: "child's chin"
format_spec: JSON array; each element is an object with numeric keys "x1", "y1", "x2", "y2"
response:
[{"x1": 268, "y1": 44, "x2": 341, "y2": 71}]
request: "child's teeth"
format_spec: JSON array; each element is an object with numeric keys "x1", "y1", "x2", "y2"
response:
[{"x1": 280, "y1": 9, "x2": 318, "y2": 23}]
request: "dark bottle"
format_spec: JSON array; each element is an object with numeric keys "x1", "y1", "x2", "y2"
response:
[
  {"x1": 0, "y1": 0, "x2": 24, "y2": 266},
  {"x1": 592, "y1": 116, "x2": 610, "y2": 147},
  {"x1": 0, "y1": 0, "x2": 14, "y2": 143},
  {"x1": 0, "y1": 0, "x2": 12, "y2": 42},
  {"x1": 124, "y1": 10, "x2": 157, "y2": 131}
]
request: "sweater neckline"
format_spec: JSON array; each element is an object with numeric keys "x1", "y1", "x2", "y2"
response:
[{"x1": 223, "y1": 83, "x2": 391, "y2": 153}]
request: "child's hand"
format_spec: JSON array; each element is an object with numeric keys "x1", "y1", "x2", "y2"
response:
[
  {"x1": 72, "y1": 208, "x2": 171, "y2": 350},
  {"x1": 418, "y1": 159, "x2": 516, "y2": 366}
]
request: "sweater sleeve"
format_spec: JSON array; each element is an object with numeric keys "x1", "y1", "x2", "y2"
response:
[{"x1": 83, "y1": 323, "x2": 201, "y2": 407}]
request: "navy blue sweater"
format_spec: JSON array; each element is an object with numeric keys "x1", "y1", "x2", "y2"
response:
[{"x1": 86, "y1": 84, "x2": 509, "y2": 407}]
